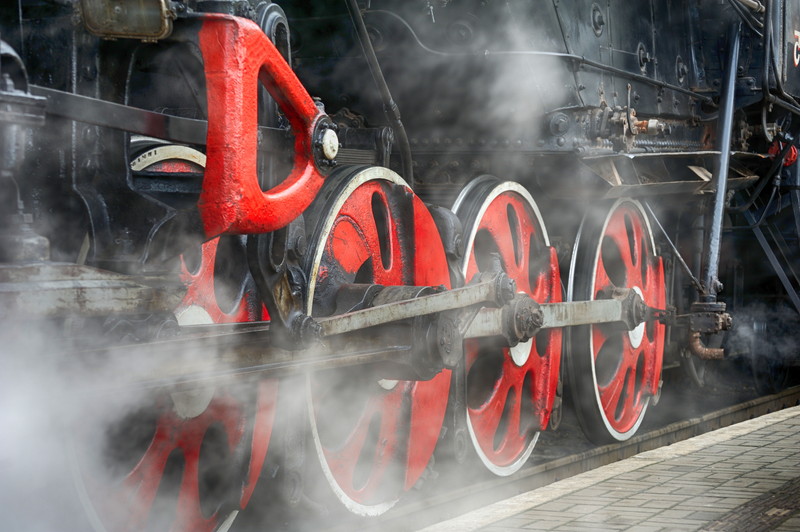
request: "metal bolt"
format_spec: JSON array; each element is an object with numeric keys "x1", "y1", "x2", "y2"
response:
[
  {"x1": 320, "y1": 129, "x2": 339, "y2": 160},
  {"x1": 452, "y1": 235, "x2": 463, "y2": 259},
  {"x1": 294, "y1": 235, "x2": 307, "y2": 256},
  {"x1": 496, "y1": 274, "x2": 516, "y2": 304},
  {"x1": 549, "y1": 113, "x2": 570, "y2": 136}
]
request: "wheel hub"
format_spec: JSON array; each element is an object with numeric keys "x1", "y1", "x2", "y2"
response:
[
  {"x1": 628, "y1": 287, "x2": 646, "y2": 349},
  {"x1": 509, "y1": 337, "x2": 533, "y2": 366}
]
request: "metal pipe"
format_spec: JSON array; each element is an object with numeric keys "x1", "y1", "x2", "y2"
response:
[
  {"x1": 345, "y1": 0, "x2": 414, "y2": 185},
  {"x1": 688, "y1": 331, "x2": 724, "y2": 360},
  {"x1": 702, "y1": 23, "x2": 741, "y2": 302},
  {"x1": 692, "y1": 211, "x2": 705, "y2": 289},
  {"x1": 737, "y1": 0, "x2": 765, "y2": 13},
  {"x1": 727, "y1": 140, "x2": 789, "y2": 213},
  {"x1": 743, "y1": 208, "x2": 800, "y2": 312}
]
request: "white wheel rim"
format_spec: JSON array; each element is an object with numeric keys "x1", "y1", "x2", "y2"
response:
[
  {"x1": 568, "y1": 198, "x2": 657, "y2": 441},
  {"x1": 454, "y1": 179, "x2": 550, "y2": 476},
  {"x1": 304, "y1": 167, "x2": 407, "y2": 515}
]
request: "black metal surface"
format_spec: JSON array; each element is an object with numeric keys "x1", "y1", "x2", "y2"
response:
[
  {"x1": 744, "y1": 207, "x2": 800, "y2": 312},
  {"x1": 345, "y1": 0, "x2": 414, "y2": 185},
  {"x1": 29, "y1": 84, "x2": 288, "y2": 149}
]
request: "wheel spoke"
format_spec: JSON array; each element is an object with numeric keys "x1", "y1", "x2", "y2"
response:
[
  {"x1": 482, "y1": 199, "x2": 524, "y2": 279},
  {"x1": 321, "y1": 392, "x2": 401, "y2": 496},
  {"x1": 334, "y1": 183, "x2": 405, "y2": 285},
  {"x1": 591, "y1": 326, "x2": 613, "y2": 369},
  {"x1": 598, "y1": 369, "x2": 625, "y2": 420},
  {"x1": 622, "y1": 358, "x2": 640, "y2": 419},
  {"x1": 528, "y1": 238, "x2": 553, "y2": 303},
  {"x1": 594, "y1": 258, "x2": 616, "y2": 296},
  {"x1": 328, "y1": 219, "x2": 372, "y2": 277},
  {"x1": 468, "y1": 359, "x2": 516, "y2": 437},
  {"x1": 123, "y1": 425, "x2": 171, "y2": 528}
]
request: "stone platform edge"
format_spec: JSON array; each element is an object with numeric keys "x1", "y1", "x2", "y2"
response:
[{"x1": 420, "y1": 406, "x2": 800, "y2": 532}]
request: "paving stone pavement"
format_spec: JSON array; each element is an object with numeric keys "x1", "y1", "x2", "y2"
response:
[{"x1": 421, "y1": 406, "x2": 800, "y2": 532}]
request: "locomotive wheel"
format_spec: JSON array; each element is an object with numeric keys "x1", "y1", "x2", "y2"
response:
[
  {"x1": 76, "y1": 146, "x2": 278, "y2": 532},
  {"x1": 452, "y1": 177, "x2": 562, "y2": 475},
  {"x1": 303, "y1": 166, "x2": 452, "y2": 515},
  {"x1": 567, "y1": 199, "x2": 666, "y2": 444}
]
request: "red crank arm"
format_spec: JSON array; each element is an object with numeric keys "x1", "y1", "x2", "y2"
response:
[{"x1": 198, "y1": 14, "x2": 331, "y2": 236}]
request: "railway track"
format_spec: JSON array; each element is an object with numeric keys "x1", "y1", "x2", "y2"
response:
[{"x1": 336, "y1": 383, "x2": 800, "y2": 532}]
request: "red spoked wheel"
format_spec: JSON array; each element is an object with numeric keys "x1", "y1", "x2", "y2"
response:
[
  {"x1": 452, "y1": 177, "x2": 562, "y2": 475},
  {"x1": 303, "y1": 166, "x2": 451, "y2": 515},
  {"x1": 76, "y1": 146, "x2": 277, "y2": 532},
  {"x1": 567, "y1": 199, "x2": 665, "y2": 444}
]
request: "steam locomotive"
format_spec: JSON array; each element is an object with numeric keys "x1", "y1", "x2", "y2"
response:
[{"x1": 1, "y1": 0, "x2": 798, "y2": 529}]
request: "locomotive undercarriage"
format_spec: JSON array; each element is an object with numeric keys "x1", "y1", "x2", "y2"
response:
[{"x1": 2, "y1": 0, "x2": 799, "y2": 529}]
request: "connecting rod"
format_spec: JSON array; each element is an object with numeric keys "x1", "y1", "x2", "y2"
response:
[{"x1": 71, "y1": 276, "x2": 660, "y2": 387}]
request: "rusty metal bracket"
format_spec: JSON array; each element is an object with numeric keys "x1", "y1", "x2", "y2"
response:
[
  {"x1": 688, "y1": 331, "x2": 724, "y2": 360},
  {"x1": 685, "y1": 301, "x2": 732, "y2": 360}
]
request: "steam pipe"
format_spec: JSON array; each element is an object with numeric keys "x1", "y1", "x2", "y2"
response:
[
  {"x1": 345, "y1": 0, "x2": 414, "y2": 186},
  {"x1": 688, "y1": 331, "x2": 724, "y2": 360},
  {"x1": 702, "y1": 23, "x2": 741, "y2": 302},
  {"x1": 737, "y1": 0, "x2": 765, "y2": 13}
]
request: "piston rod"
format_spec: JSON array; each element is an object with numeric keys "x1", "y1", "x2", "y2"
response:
[{"x1": 465, "y1": 288, "x2": 652, "y2": 339}]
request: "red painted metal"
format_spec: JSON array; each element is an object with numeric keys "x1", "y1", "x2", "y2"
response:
[
  {"x1": 121, "y1": 394, "x2": 245, "y2": 532},
  {"x1": 198, "y1": 14, "x2": 326, "y2": 237},
  {"x1": 179, "y1": 240, "x2": 277, "y2": 512},
  {"x1": 178, "y1": 238, "x2": 255, "y2": 323},
  {"x1": 590, "y1": 204, "x2": 665, "y2": 434},
  {"x1": 79, "y1": 145, "x2": 278, "y2": 528},
  {"x1": 309, "y1": 178, "x2": 451, "y2": 507},
  {"x1": 91, "y1": 239, "x2": 279, "y2": 532},
  {"x1": 768, "y1": 141, "x2": 799, "y2": 167},
  {"x1": 463, "y1": 191, "x2": 562, "y2": 470}
]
